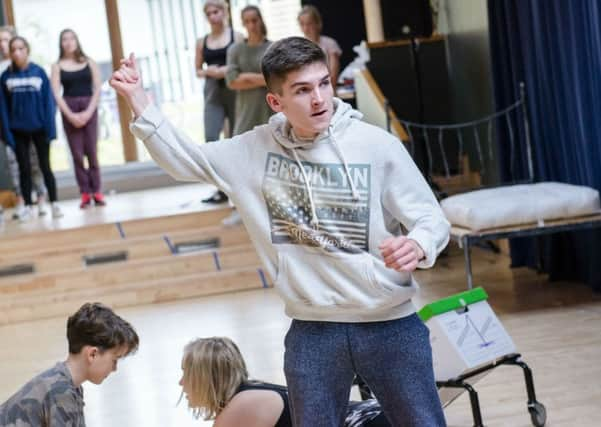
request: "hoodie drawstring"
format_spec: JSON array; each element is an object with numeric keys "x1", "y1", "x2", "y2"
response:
[
  {"x1": 290, "y1": 126, "x2": 360, "y2": 229},
  {"x1": 292, "y1": 149, "x2": 320, "y2": 227},
  {"x1": 329, "y1": 126, "x2": 360, "y2": 202}
]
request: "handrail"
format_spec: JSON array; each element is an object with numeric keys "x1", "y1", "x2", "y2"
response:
[
  {"x1": 397, "y1": 82, "x2": 533, "y2": 183},
  {"x1": 358, "y1": 68, "x2": 409, "y2": 141}
]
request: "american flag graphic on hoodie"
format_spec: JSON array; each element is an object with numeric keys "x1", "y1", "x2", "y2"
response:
[{"x1": 262, "y1": 153, "x2": 370, "y2": 253}]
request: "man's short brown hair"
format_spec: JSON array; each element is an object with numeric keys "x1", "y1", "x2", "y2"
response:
[
  {"x1": 261, "y1": 36, "x2": 327, "y2": 93},
  {"x1": 67, "y1": 302, "x2": 139, "y2": 355}
]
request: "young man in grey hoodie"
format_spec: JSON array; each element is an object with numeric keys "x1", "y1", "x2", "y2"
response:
[{"x1": 111, "y1": 36, "x2": 450, "y2": 427}]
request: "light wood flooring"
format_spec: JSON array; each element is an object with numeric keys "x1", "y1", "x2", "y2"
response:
[
  {"x1": 0, "y1": 185, "x2": 600, "y2": 426},
  {"x1": 0, "y1": 182, "x2": 224, "y2": 238}
]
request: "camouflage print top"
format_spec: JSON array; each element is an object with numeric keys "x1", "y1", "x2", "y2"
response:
[{"x1": 0, "y1": 362, "x2": 85, "y2": 427}]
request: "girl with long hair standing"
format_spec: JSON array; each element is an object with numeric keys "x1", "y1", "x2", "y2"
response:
[
  {"x1": 196, "y1": 0, "x2": 243, "y2": 204},
  {"x1": 298, "y1": 5, "x2": 342, "y2": 90},
  {"x1": 0, "y1": 36, "x2": 62, "y2": 220},
  {"x1": 225, "y1": 5, "x2": 272, "y2": 136},
  {"x1": 0, "y1": 26, "x2": 47, "y2": 219},
  {"x1": 222, "y1": 5, "x2": 272, "y2": 225},
  {"x1": 50, "y1": 29, "x2": 104, "y2": 209}
]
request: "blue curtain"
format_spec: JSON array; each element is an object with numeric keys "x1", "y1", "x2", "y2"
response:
[{"x1": 488, "y1": 0, "x2": 601, "y2": 290}]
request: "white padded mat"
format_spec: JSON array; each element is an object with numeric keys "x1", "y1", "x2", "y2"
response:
[{"x1": 440, "y1": 182, "x2": 601, "y2": 231}]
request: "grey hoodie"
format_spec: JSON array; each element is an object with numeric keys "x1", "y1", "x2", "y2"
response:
[{"x1": 131, "y1": 98, "x2": 450, "y2": 322}]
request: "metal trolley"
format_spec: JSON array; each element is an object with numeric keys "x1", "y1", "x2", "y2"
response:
[
  {"x1": 435, "y1": 353, "x2": 546, "y2": 427},
  {"x1": 354, "y1": 353, "x2": 547, "y2": 427}
]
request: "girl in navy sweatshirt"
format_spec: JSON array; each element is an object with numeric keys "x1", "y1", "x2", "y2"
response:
[{"x1": 0, "y1": 36, "x2": 62, "y2": 220}]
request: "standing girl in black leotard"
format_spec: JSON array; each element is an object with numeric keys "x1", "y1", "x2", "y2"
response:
[
  {"x1": 50, "y1": 29, "x2": 104, "y2": 209},
  {"x1": 195, "y1": 0, "x2": 243, "y2": 204}
]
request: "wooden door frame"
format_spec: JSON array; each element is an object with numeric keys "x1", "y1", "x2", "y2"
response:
[
  {"x1": 105, "y1": 0, "x2": 138, "y2": 162},
  {"x1": 2, "y1": 0, "x2": 15, "y2": 26}
]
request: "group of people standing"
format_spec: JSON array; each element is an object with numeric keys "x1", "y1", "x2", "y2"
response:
[
  {"x1": 0, "y1": 26, "x2": 104, "y2": 222},
  {"x1": 0, "y1": 2, "x2": 341, "y2": 223},
  {"x1": 196, "y1": 1, "x2": 341, "y2": 214}
]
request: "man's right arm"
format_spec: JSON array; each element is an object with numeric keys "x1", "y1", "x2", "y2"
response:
[
  {"x1": 110, "y1": 53, "x2": 233, "y2": 193},
  {"x1": 130, "y1": 104, "x2": 232, "y2": 192}
]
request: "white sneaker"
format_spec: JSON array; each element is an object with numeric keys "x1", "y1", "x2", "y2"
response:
[
  {"x1": 18, "y1": 206, "x2": 33, "y2": 222},
  {"x1": 37, "y1": 195, "x2": 47, "y2": 216},
  {"x1": 51, "y1": 203, "x2": 63, "y2": 219},
  {"x1": 13, "y1": 202, "x2": 25, "y2": 220},
  {"x1": 38, "y1": 203, "x2": 48, "y2": 217},
  {"x1": 222, "y1": 209, "x2": 242, "y2": 227}
]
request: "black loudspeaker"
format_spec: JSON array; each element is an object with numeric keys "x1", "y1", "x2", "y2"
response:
[
  {"x1": 367, "y1": 39, "x2": 450, "y2": 123},
  {"x1": 380, "y1": 0, "x2": 433, "y2": 40},
  {"x1": 367, "y1": 38, "x2": 452, "y2": 174}
]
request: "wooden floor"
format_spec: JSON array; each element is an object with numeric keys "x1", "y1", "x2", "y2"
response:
[
  {"x1": 0, "y1": 183, "x2": 267, "y2": 325},
  {"x1": 1, "y1": 186, "x2": 600, "y2": 426},
  {"x1": 0, "y1": 182, "x2": 224, "y2": 237}
]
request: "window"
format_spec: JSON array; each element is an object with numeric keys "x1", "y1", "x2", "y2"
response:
[
  {"x1": 11, "y1": 0, "x2": 304, "y2": 172},
  {"x1": 13, "y1": 0, "x2": 124, "y2": 171}
]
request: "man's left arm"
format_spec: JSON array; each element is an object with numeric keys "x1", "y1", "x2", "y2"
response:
[{"x1": 379, "y1": 141, "x2": 450, "y2": 271}]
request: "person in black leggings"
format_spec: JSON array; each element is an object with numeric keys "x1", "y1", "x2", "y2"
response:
[
  {"x1": 0, "y1": 26, "x2": 47, "y2": 219},
  {"x1": 0, "y1": 36, "x2": 62, "y2": 220},
  {"x1": 178, "y1": 337, "x2": 390, "y2": 427}
]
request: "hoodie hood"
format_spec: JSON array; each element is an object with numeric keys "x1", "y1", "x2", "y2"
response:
[{"x1": 268, "y1": 97, "x2": 363, "y2": 149}]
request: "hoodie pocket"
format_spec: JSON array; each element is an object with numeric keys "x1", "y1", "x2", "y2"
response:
[
  {"x1": 368, "y1": 256, "x2": 416, "y2": 295},
  {"x1": 274, "y1": 249, "x2": 390, "y2": 308}
]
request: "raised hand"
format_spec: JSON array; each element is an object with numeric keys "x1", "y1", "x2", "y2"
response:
[{"x1": 109, "y1": 53, "x2": 149, "y2": 117}]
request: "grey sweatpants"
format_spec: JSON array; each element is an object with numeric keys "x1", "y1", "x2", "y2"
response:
[{"x1": 203, "y1": 77, "x2": 236, "y2": 142}]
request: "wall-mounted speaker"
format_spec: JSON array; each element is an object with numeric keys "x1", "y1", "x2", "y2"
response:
[
  {"x1": 380, "y1": 0, "x2": 433, "y2": 40},
  {"x1": 367, "y1": 37, "x2": 452, "y2": 174}
]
